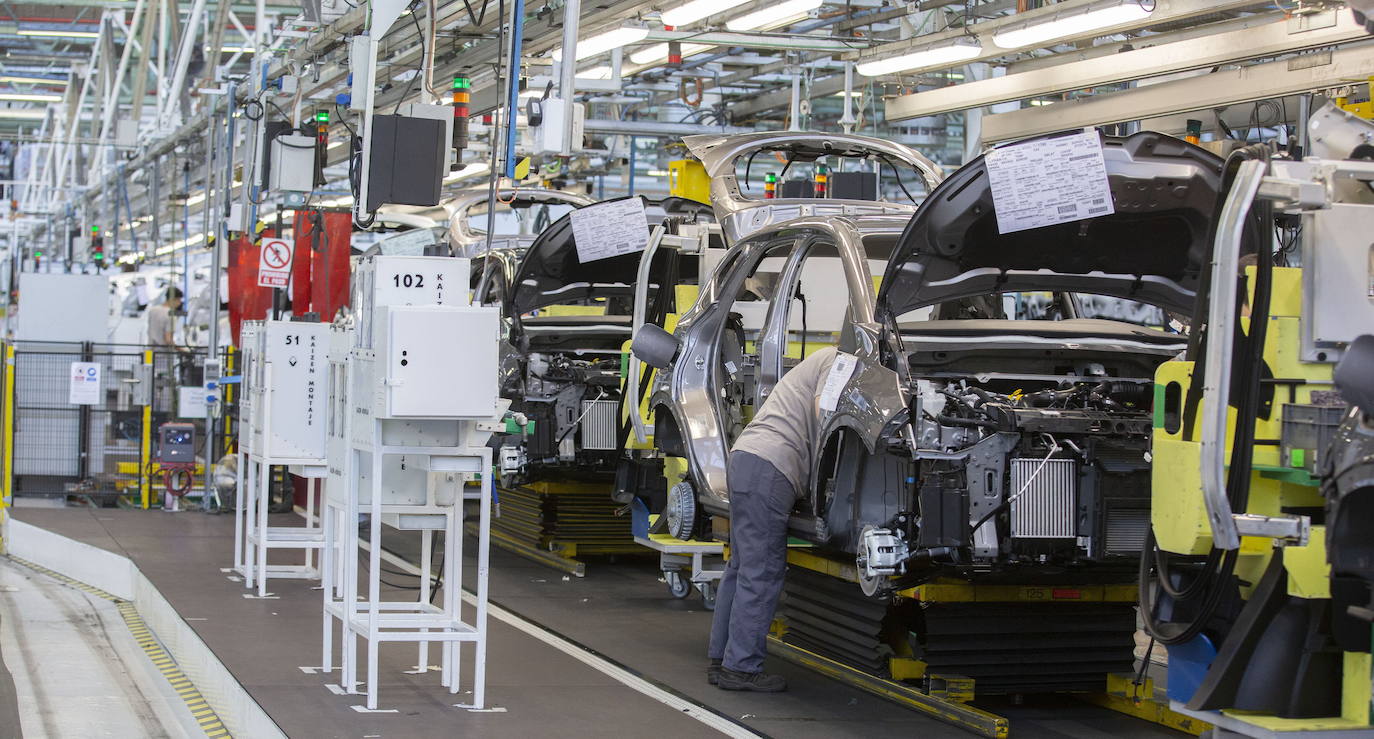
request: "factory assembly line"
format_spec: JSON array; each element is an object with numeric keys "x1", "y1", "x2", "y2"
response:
[{"x1": 1, "y1": 0, "x2": 1374, "y2": 737}]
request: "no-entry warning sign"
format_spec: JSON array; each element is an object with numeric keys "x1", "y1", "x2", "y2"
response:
[{"x1": 258, "y1": 238, "x2": 293, "y2": 288}]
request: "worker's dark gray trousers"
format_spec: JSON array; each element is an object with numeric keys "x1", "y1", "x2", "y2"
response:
[{"x1": 708, "y1": 450, "x2": 795, "y2": 674}]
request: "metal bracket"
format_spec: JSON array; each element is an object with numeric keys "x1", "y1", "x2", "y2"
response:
[
  {"x1": 1256, "y1": 177, "x2": 1327, "y2": 210},
  {"x1": 1233, "y1": 513, "x2": 1311, "y2": 546}
]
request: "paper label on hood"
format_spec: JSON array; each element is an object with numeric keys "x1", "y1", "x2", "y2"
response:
[
  {"x1": 985, "y1": 131, "x2": 1115, "y2": 234},
  {"x1": 570, "y1": 198, "x2": 650, "y2": 262}
]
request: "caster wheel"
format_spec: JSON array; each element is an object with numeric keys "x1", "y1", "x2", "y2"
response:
[
  {"x1": 699, "y1": 582, "x2": 716, "y2": 610},
  {"x1": 665, "y1": 481, "x2": 697, "y2": 541},
  {"x1": 665, "y1": 570, "x2": 691, "y2": 599}
]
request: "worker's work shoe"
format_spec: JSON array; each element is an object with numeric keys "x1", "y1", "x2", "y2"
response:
[
  {"x1": 716, "y1": 668, "x2": 787, "y2": 692},
  {"x1": 707, "y1": 659, "x2": 723, "y2": 685}
]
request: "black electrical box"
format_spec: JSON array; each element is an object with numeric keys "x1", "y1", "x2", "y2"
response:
[
  {"x1": 366, "y1": 114, "x2": 445, "y2": 212},
  {"x1": 157, "y1": 423, "x2": 196, "y2": 464},
  {"x1": 779, "y1": 179, "x2": 813, "y2": 198},
  {"x1": 830, "y1": 171, "x2": 878, "y2": 201}
]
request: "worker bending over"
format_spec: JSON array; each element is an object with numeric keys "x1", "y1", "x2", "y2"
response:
[{"x1": 708, "y1": 345, "x2": 838, "y2": 692}]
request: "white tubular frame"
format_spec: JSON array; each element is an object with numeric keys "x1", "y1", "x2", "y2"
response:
[
  {"x1": 235, "y1": 354, "x2": 327, "y2": 594},
  {"x1": 320, "y1": 348, "x2": 492, "y2": 711}
]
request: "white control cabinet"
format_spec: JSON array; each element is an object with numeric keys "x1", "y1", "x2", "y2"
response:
[
  {"x1": 234, "y1": 318, "x2": 331, "y2": 597},
  {"x1": 322, "y1": 254, "x2": 505, "y2": 712},
  {"x1": 245, "y1": 320, "x2": 330, "y2": 460}
]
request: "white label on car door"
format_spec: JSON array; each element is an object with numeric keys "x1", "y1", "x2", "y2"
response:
[
  {"x1": 984, "y1": 130, "x2": 1115, "y2": 234},
  {"x1": 818, "y1": 352, "x2": 859, "y2": 413},
  {"x1": 570, "y1": 198, "x2": 649, "y2": 262}
]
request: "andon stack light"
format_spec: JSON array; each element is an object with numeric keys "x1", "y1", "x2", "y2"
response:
[
  {"x1": 313, "y1": 109, "x2": 330, "y2": 188},
  {"x1": 90, "y1": 225, "x2": 104, "y2": 265},
  {"x1": 451, "y1": 75, "x2": 471, "y2": 170},
  {"x1": 764, "y1": 172, "x2": 777, "y2": 199},
  {"x1": 1184, "y1": 119, "x2": 1202, "y2": 146},
  {"x1": 814, "y1": 163, "x2": 828, "y2": 198}
]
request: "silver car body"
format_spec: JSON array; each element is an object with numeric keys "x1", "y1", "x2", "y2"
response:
[
  {"x1": 645, "y1": 131, "x2": 1223, "y2": 558},
  {"x1": 446, "y1": 187, "x2": 594, "y2": 258},
  {"x1": 684, "y1": 131, "x2": 945, "y2": 243}
]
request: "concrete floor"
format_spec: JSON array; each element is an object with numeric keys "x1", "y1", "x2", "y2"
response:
[
  {"x1": 0, "y1": 557, "x2": 193, "y2": 738},
  {"x1": 7, "y1": 505, "x2": 1184, "y2": 738}
]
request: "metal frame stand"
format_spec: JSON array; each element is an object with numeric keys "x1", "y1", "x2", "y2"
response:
[
  {"x1": 321, "y1": 414, "x2": 493, "y2": 712},
  {"x1": 232, "y1": 359, "x2": 326, "y2": 595}
]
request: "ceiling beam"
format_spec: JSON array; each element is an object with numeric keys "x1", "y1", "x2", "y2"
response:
[
  {"x1": 979, "y1": 40, "x2": 1374, "y2": 143},
  {"x1": 885, "y1": 11, "x2": 1367, "y2": 120},
  {"x1": 851, "y1": 0, "x2": 1266, "y2": 66}
]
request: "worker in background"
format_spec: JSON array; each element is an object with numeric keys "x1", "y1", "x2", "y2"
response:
[
  {"x1": 708, "y1": 345, "x2": 838, "y2": 693},
  {"x1": 147, "y1": 286, "x2": 182, "y2": 349}
]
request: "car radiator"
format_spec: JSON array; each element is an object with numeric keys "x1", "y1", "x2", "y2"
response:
[
  {"x1": 579, "y1": 399, "x2": 619, "y2": 450},
  {"x1": 1009, "y1": 458, "x2": 1077, "y2": 539}
]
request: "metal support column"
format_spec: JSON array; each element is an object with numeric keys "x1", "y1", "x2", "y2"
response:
[{"x1": 557, "y1": 0, "x2": 580, "y2": 157}]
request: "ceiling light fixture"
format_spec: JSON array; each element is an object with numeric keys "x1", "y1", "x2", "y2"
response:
[
  {"x1": 0, "y1": 109, "x2": 47, "y2": 119},
  {"x1": 991, "y1": 0, "x2": 1154, "y2": 49},
  {"x1": 661, "y1": 0, "x2": 749, "y2": 27},
  {"x1": 17, "y1": 28, "x2": 100, "y2": 39},
  {"x1": 725, "y1": 0, "x2": 822, "y2": 31},
  {"x1": 0, "y1": 75, "x2": 68, "y2": 86},
  {"x1": 855, "y1": 37, "x2": 983, "y2": 77},
  {"x1": 0, "y1": 92, "x2": 62, "y2": 102},
  {"x1": 628, "y1": 42, "x2": 715, "y2": 66},
  {"x1": 444, "y1": 162, "x2": 491, "y2": 183},
  {"x1": 552, "y1": 26, "x2": 650, "y2": 62}
]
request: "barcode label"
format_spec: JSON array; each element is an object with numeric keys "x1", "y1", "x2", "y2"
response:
[
  {"x1": 1091, "y1": 198, "x2": 1106, "y2": 205},
  {"x1": 1088, "y1": 206, "x2": 1109, "y2": 214},
  {"x1": 1057, "y1": 205, "x2": 1077, "y2": 215}
]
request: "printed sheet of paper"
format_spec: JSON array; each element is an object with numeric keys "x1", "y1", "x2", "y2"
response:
[
  {"x1": 68, "y1": 362, "x2": 101, "y2": 405},
  {"x1": 985, "y1": 130, "x2": 1115, "y2": 234},
  {"x1": 818, "y1": 352, "x2": 859, "y2": 413},
  {"x1": 570, "y1": 198, "x2": 649, "y2": 262}
]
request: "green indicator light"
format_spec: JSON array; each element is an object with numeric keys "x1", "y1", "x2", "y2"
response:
[
  {"x1": 34, "y1": 250, "x2": 42, "y2": 257},
  {"x1": 91, "y1": 225, "x2": 99, "y2": 234},
  {"x1": 765, "y1": 172, "x2": 777, "y2": 183},
  {"x1": 315, "y1": 110, "x2": 330, "y2": 122},
  {"x1": 453, "y1": 76, "x2": 471, "y2": 89}
]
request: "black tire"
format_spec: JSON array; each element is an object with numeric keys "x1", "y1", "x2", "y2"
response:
[
  {"x1": 665, "y1": 481, "x2": 697, "y2": 541},
  {"x1": 699, "y1": 582, "x2": 716, "y2": 610}
]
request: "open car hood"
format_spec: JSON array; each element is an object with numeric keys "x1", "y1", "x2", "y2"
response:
[
  {"x1": 507, "y1": 196, "x2": 678, "y2": 317},
  {"x1": 683, "y1": 131, "x2": 944, "y2": 243},
  {"x1": 876, "y1": 131, "x2": 1223, "y2": 322}
]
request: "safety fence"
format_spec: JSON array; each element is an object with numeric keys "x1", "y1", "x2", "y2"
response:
[{"x1": 0, "y1": 340, "x2": 235, "y2": 508}]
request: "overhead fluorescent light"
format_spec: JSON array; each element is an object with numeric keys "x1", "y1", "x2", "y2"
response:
[
  {"x1": 661, "y1": 0, "x2": 749, "y2": 27},
  {"x1": 992, "y1": 0, "x2": 1153, "y2": 49},
  {"x1": 578, "y1": 66, "x2": 614, "y2": 80},
  {"x1": 856, "y1": 38, "x2": 982, "y2": 77},
  {"x1": 552, "y1": 26, "x2": 650, "y2": 62},
  {"x1": 0, "y1": 92, "x2": 62, "y2": 102},
  {"x1": 0, "y1": 109, "x2": 47, "y2": 120},
  {"x1": 17, "y1": 28, "x2": 100, "y2": 39},
  {"x1": 444, "y1": 162, "x2": 491, "y2": 183},
  {"x1": 646, "y1": 169, "x2": 670, "y2": 176},
  {"x1": 628, "y1": 42, "x2": 715, "y2": 66},
  {"x1": 832, "y1": 91, "x2": 863, "y2": 97},
  {"x1": 725, "y1": 0, "x2": 821, "y2": 31},
  {"x1": 219, "y1": 46, "x2": 255, "y2": 53},
  {"x1": 0, "y1": 75, "x2": 68, "y2": 86}
]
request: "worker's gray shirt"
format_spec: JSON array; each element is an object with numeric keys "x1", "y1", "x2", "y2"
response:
[
  {"x1": 730, "y1": 346, "x2": 838, "y2": 501},
  {"x1": 147, "y1": 304, "x2": 173, "y2": 347}
]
